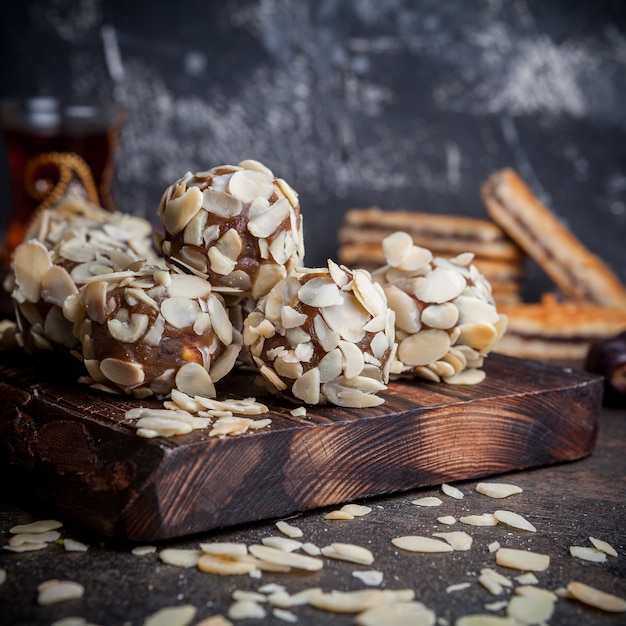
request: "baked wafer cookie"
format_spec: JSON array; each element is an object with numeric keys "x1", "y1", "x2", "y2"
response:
[
  {"x1": 340, "y1": 207, "x2": 524, "y2": 261},
  {"x1": 496, "y1": 295, "x2": 626, "y2": 363},
  {"x1": 481, "y1": 168, "x2": 626, "y2": 308}
]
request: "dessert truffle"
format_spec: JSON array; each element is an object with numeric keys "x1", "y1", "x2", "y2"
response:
[
  {"x1": 156, "y1": 159, "x2": 304, "y2": 300},
  {"x1": 243, "y1": 260, "x2": 396, "y2": 407}
]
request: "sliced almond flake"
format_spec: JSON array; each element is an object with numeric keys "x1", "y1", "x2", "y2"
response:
[
  {"x1": 162, "y1": 186, "x2": 203, "y2": 235},
  {"x1": 391, "y1": 536, "x2": 453, "y2": 553},
  {"x1": 589, "y1": 536, "x2": 618, "y2": 557},
  {"x1": 495, "y1": 548, "x2": 550, "y2": 572},
  {"x1": 494, "y1": 510, "x2": 536, "y2": 532},
  {"x1": 10, "y1": 519, "x2": 63, "y2": 534},
  {"x1": 258, "y1": 583, "x2": 285, "y2": 594},
  {"x1": 228, "y1": 600, "x2": 267, "y2": 621},
  {"x1": 276, "y1": 520, "x2": 303, "y2": 538},
  {"x1": 566, "y1": 581, "x2": 626, "y2": 613},
  {"x1": 159, "y1": 548, "x2": 201, "y2": 568},
  {"x1": 446, "y1": 582, "x2": 471, "y2": 593},
  {"x1": 321, "y1": 542, "x2": 374, "y2": 565},
  {"x1": 200, "y1": 542, "x2": 248, "y2": 558},
  {"x1": 507, "y1": 594, "x2": 555, "y2": 625},
  {"x1": 484, "y1": 601, "x2": 509, "y2": 612},
  {"x1": 433, "y1": 531, "x2": 473, "y2": 551},
  {"x1": 515, "y1": 586, "x2": 558, "y2": 601},
  {"x1": 324, "y1": 510, "x2": 354, "y2": 520},
  {"x1": 131, "y1": 545, "x2": 156, "y2": 556},
  {"x1": 441, "y1": 483, "x2": 464, "y2": 499},
  {"x1": 354, "y1": 600, "x2": 436, "y2": 626},
  {"x1": 302, "y1": 543, "x2": 321, "y2": 556},
  {"x1": 476, "y1": 482, "x2": 523, "y2": 499},
  {"x1": 37, "y1": 580, "x2": 85, "y2": 606},
  {"x1": 3, "y1": 541, "x2": 48, "y2": 552},
  {"x1": 455, "y1": 615, "x2": 514, "y2": 625},
  {"x1": 412, "y1": 496, "x2": 443, "y2": 507},
  {"x1": 198, "y1": 553, "x2": 258, "y2": 576},
  {"x1": 232, "y1": 590, "x2": 267, "y2": 603},
  {"x1": 249, "y1": 544, "x2": 323, "y2": 571},
  {"x1": 570, "y1": 546, "x2": 607, "y2": 562},
  {"x1": 290, "y1": 406, "x2": 307, "y2": 417},
  {"x1": 63, "y1": 539, "x2": 89, "y2": 552},
  {"x1": 8, "y1": 530, "x2": 60, "y2": 546},
  {"x1": 352, "y1": 570, "x2": 384, "y2": 586},
  {"x1": 272, "y1": 607, "x2": 298, "y2": 623},
  {"x1": 341, "y1": 504, "x2": 372, "y2": 517},
  {"x1": 460, "y1": 514, "x2": 498, "y2": 527},
  {"x1": 144, "y1": 605, "x2": 197, "y2": 626},
  {"x1": 262, "y1": 536, "x2": 303, "y2": 552},
  {"x1": 515, "y1": 573, "x2": 538, "y2": 585},
  {"x1": 488, "y1": 541, "x2": 501, "y2": 553},
  {"x1": 307, "y1": 589, "x2": 415, "y2": 614},
  {"x1": 194, "y1": 616, "x2": 234, "y2": 626},
  {"x1": 437, "y1": 516, "x2": 456, "y2": 525},
  {"x1": 479, "y1": 574, "x2": 504, "y2": 596},
  {"x1": 480, "y1": 568, "x2": 513, "y2": 588}
]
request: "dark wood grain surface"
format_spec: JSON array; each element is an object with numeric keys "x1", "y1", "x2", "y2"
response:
[
  {"x1": 0, "y1": 350, "x2": 601, "y2": 541},
  {"x1": 0, "y1": 405, "x2": 624, "y2": 625}
]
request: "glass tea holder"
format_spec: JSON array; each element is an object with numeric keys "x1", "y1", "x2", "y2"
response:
[{"x1": 0, "y1": 96, "x2": 125, "y2": 263}]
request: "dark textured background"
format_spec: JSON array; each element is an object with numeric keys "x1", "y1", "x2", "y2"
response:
[{"x1": 1, "y1": 0, "x2": 625, "y2": 300}]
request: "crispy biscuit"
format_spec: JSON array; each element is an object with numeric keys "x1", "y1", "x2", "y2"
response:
[
  {"x1": 340, "y1": 207, "x2": 524, "y2": 261},
  {"x1": 481, "y1": 168, "x2": 626, "y2": 308},
  {"x1": 496, "y1": 296, "x2": 626, "y2": 362}
]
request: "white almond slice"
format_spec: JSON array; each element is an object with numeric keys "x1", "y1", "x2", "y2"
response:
[
  {"x1": 480, "y1": 568, "x2": 513, "y2": 588},
  {"x1": 37, "y1": 580, "x2": 85, "y2": 606},
  {"x1": 41, "y1": 265, "x2": 78, "y2": 307},
  {"x1": 507, "y1": 594, "x2": 555, "y2": 625},
  {"x1": 398, "y1": 246, "x2": 433, "y2": 272},
  {"x1": 228, "y1": 600, "x2": 267, "y2": 620},
  {"x1": 232, "y1": 590, "x2": 267, "y2": 603},
  {"x1": 100, "y1": 358, "x2": 145, "y2": 388},
  {"x1": 457, "y1": 322, "x2": 499, "y2": 352},
  {"x1": 412, "y1": 268, "x2": 466, "y2": 304},
  {"x1": 352, "y1": 269, "x2": 387, "y2": 318},
  {"x1": 197, "y1": 554, "x2": 258, "y2": 576},
  {"x1": 275, "y1": 520, "x2": 303, "y2": 538},
  {"x1": 328, "y1": 259, "x2": 349, "y2": 288},
  {"x1": 494, "y1": 510, "x2": 536, "y2": 532},
  {"x1": 338, "y1": 340, "x2": 365, "y2": 379},
  {"x1": 248, "y1": 544, "x2": 323, "y2": 571},
  {"x1": 476, "y1": 482, "x2": 523, "y2": 499},
  {"x1": 495, "y1": 547, "x2": 550, "y2": 572},
  {"x1": 143, "y1": 605, "x2": 197, "y2": 626},
  {"x1": 321, "y1": 542, "x2": 374, "y2": 565},
  {"x1": 515, "y1": 573, "x2": 538, "y2": 585},
  {"x1": 515, "y1": 586, "x2": 558, "y2": 601},
  {"x1": 446, "y1": 583, "x2": 471, "y2": 593},
  {"x1": 8, "y1": 531, "x2": 60, "y2": 546},
  {"x1": 276, "y1": 177, "x2": 299, "y2": 208},
  {"x1": 239, "y1": 159, "x2": 274, "y2": 178},
  {"x1": 202, "y1": 187, "x2": 243, "y2": 218},
  {"x1": 589, "y1": 536, "x2": 618, "y2": 557},
  {"x1": 443, "y1": 369, "x2": 486, "y2": 385},
  {"x1": 324, "y1": 509, "x2": 354, "y2": 520},
  {"x1": 398, "y1": 330, "x2": 450, "y2": 367},
  {"x1": 355, "y1": 600, "x2": 436, "y2": 626},
  {"x1": 63, "y1": 539, "x2": 89, "y2": 553},
  {"x1": 208, "y1": 295, "x2": 234, "y2": 345},
  {"x1": 107, "y1": 313, "x2": 149, "y2": 344},
  {"x1": 228, "y1": 168, "x2": 274, "y2": 203},
  {"x1": 208, "y1": 246, "x2": 237, "y2": 276},
  {"x1": 478, "y1": 574, "x2": 504, "y2": 596},
  {"x1": 318, "y1": 348, "x2": 343, "y2": 384},
  {"x1": 313, "y1": 315, "x2": 341, "y2": 352},
  {"x1": 321, "y1": 381, "x2": 385, "y2": 408},
  {"x1": 280, "y1": 305, "x2": 307, "y2": 329},
  {"x1": 432, "y1": 531, "x2": 473, "y2": 551},
  {"x1": 438, "y1": 516, "x2": 456, "y2": 525},
  {"x1": 248, "y1": 198, "x2": 291, "y2": 238},
  {"x1": 199, "y1": 542, "x2": 248, "y2": 558},
  {"x1": 421, "y1": 302, "x2": 459, "y2": 329},
  {"x1": 167, "y1": 273, "x2": 212, "y2": 298},
  {"x1": 384, "y1": 285, "x2": 421, "y2": 334},
  {"x1": 454, "y1": 295, "x2": 500, "y2": 325},
  {"x1": 308, "y1": 589, "x2": 415, "y2": 614},
  {"x1": 14, "y1": 240, "x2": 53, "y2": 302},
  {"x1": 216, "y1": 228, "x2": 243, "y2": 261},
  {"x1": 570, "y1": 546, "x2": 607, "y2": 562},
  {"x1": 566, "y1": 581, "x2": 626, "y2": 613},
  {"x1": 321, "y1": 293, "x2": 369, "y2": 343},
  {"x1": 161, "y1": 296, "x2": 202, "y2": 329},
  {"x1": 456, "y1": 616, "x2": 513, "y2": 626},
  {"x1": 298, "y1": 277, "x2": 344, "y2": 308},
  {"x1": 262, "y1": 537, "x2": 303, "y2": 552},
  {"x1": 442, "y1": 483, "x2": 464, "y2": 499},
  {"x1": 382, "y1": 231, "x2": 413, "y2": 267},
  {"x1": 159, "y1": 548, "x2": 201, "y2": 568},
  {"x1": 291, "y1": 367, "x2": 320, "y2": 404},
  {"x1": 131, "y1": 545, "x2": 156, "y2": 556},
  {"x1": 183, "y1": 207, "x2": 208, "y2": 246},
  {"x1": 9, "y1": 520, "x2": 63, "y2": 534},
  {"x1": 352, "y1": 569, "x2": 383, "y2": 587},
  {"x1": 3, "y1": 542, "x2": 48, "y2": 552},
  {"x1": 341, "y1": 504, "x2": 372, "y2": 517},
  {"x1": 391, "y1": 536, "x2": 453, "y2": 553},
  {"x1": 163, "y1": 186, "x2": 203, "y2": 235},
  {"x1": 175, "y1": 362, "x2": 216, "y2": 399},
  {"x1": 411, "y1": 497, "x2": 443, "y2": 507}
]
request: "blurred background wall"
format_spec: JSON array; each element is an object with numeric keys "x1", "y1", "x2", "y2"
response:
[{"x1": 1, "y1": 0, "x2": 625, "y2": 300}]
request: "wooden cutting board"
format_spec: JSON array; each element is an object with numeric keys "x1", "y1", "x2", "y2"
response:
[{"x1": 0, "y1": 350, "x2": 602, "y2": 541}]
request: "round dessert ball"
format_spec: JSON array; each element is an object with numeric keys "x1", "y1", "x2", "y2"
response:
[
  {"x1": 64, "y1": 267, "x2": 240, "y2": 398},
  {"x1": 243, "y1": 260, "x2": 396, "y2": 407},
  {"x1": 374, "y1": 231, "x2": 507, "y2": 385},
  {"x1": 156, "y1": 159, "x2": 304, "y2": 299}
]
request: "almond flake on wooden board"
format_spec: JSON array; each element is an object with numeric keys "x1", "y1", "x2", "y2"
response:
[
  {"x1": 143, "y1": 605, "x2": 197, "y2": 626},
  {"x1": 566, "y1": 581, "x2": 626, "y2": 613},
  {"x1": 475, "y1": 482, "x2": 523, "y2": 498},
  {"x1": 589, "y1": 536, "x2": 618, "y2": 557},
  {"x1": 493, "y1": 510, "x2": 536, "y2": 532},
  {"x1": 392, "y1": 536, "x2": 453, "y2": 553},
  {"x1": 495, "y1": 547, "x2": 550, "y2": 572},
  {"x1": 37, "y1": 579, "x2": 85, "y2": 606},
  {"x1": 569, "y1": 545, "x2": 607, "y2": 562},
  {"x1": 275, "y1": 520, "x2": 303, "y2": 538},
  {"x1": 441, "y1": 483, "x2": 464, "y2": 499},
  {"x1": 412, "y1": 496, "x2": 443, "y2": 507}
]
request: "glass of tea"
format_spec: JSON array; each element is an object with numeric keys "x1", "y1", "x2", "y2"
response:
[{"x1": 0, "y1": 96, "x2": 125, "y2": 263}]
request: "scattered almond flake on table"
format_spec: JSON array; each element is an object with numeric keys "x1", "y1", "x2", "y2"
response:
[
  {"x1": 569, "y1": 545, "x2": 607, "y2": 562},
  {"x1": 441, "y1": 483, "x2": 464, "y2": 499},
  {"x1": 272, "y1": 607, "x2": 298, "y2": 623},
  {"x1": 9, "y1": 519, "x2": 63, "y2": 534},
  {"x1": 258, "y1": 583, "x2": 285, "y2": 594},
  {"x1": 197, "y1": 553, "x2": 259, "y2": 576},
  {"x1": 228, "y1": 599, "x2": 267, "y2": 621},
  {"x1": 391, "y1": 536, "x2": 453, "y2": 553},
  {"x1": 261, "y1": 536, "x2": 303, "y2": 552},
  {"x1": 459, "y1": 514, "x2": 498, "y2": 527},
  {"x1": 507, "y1": 593, "x2": 555, "y2": 624},
  {"x1": 37, "y1": 579, "x2": 85, "y2": 606},
  {"x1": 495, "y1": 548, "x2": 550, "y2": 572},
  {"x1": 8, "y1": 530, "x2": 61, "y2": 546},
  {"x1": 455, "y1": 615, "x2": 515, "y2": 625},
  {"x1": 131, "y1": 545, "x2": 157, "y2": 556},
  {"x1": 354, "y1": 600, "x2": 437, "y2": 626},
  {"x1": 475, "y1": 482, "x2": 523, "y2": 499},
  {"x1": 514, "y1": 573, "x2": 538, "y2": 585},
  {"x1": 566, "y1": 581, "x2": 626, "y2": 613},
  {"x1": 249, "y1": 544, "x2": 324, "y2": 571},
  {"x1": 232, "y1": 590, "x2": 267, "y2": 603},
  {"x1": 341, "y1": 503, "x2": 372, "y2": 517},
  {"x1": 200, "y1": 542, "x2": 248, "y2": 558},
  {"x1": 276, "y1": 520, "x2": 303, "y2": 538},
  {"x1": 478, "y1": 573, "x2": 504, "y2": 596},
  {"x1": 159, "y1": 548, "x2": 201, "y2": 568},
  {"x1": 433, "y1": 531, "x2": 473, "y2": 551},
  {"x1": 143, "y1": 605, "x2": 197, "y2": 626},
  {"x1": 493, "y1": 510, "x2": 537, "y2": 532},
  {"x1": 324, "y1": 509, "x2": 354, "y2": 520},
  {"x1": 321, "y1": 542, "x2": 374, "y2": 565},
  {"x1": 515, "y1": 586, "x2": 558, "y2": 601},
  {"x1": 352, "y1": 569, "x2": 384, "y2": 586},
  {"x1": 289, "y1": 406, "x2": 307, "y2": 417},
  {"x1": 412, "y1": 496, "x2": 443, "y2": 507},
  {"x1": 480, "y1": 568, "x2": 513, "y2": 589},
  {"x1": 306, "y1": 588, "x2": 415, "y2": 614},
  {"x1": 63, "y1": 538, "x2": 89, "y2": 552},
  {"x1": 446, "y1": 582, "x2": 471, "y2": 593},
  {"x1": 437, "y1": 515, "x2": 456, "y2": 525},
  {"x1": 267, "y1": 588, "x2": 322, "y2": 609},
  {"x1": 193, "y1": 616, "x2": 234, "y2": 626},
  {"x1": 488, "y1": 541, "x2": 501, "y2": 553},
  {"x1": 484, "y1": 600, "x2": 509, "y2": 612},
  {"x1": 589, "y1": 536, "x2": 618, "y2": 557}
]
